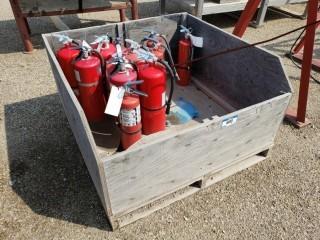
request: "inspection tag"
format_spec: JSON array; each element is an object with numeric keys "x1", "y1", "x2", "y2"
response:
[
  {"x1": 190, "y1": 35, "x2": 204, "y2": 48},
  {"x1": 105, "y1": 86, "x2": 125, "y2": 116}
]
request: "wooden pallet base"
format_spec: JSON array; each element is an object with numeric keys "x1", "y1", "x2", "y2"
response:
[{"x1": 109, "y1": 149, "x2": 270, "y2": 230}]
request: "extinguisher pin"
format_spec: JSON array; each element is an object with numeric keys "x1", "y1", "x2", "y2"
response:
[
  {"x1": 125, "y1": 80, "x2": 144, "y2": 87},
  {"x1": 125, "y1": 87, "x2": 148, "y2": 97}
]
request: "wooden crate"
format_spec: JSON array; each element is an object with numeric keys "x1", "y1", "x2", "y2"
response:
[{"x1": 42, "y1": 13, "x2": 292, "y2": 230}]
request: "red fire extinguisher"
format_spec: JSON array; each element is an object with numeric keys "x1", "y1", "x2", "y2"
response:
[
  {"x1": 141, "y1": 31, "x2": 166, "y2": 60},
  {"x1": 119, "y1": 81, "x2": 147, "y2": 149},
  {"x1": 55, "y1": 35, "x2": 80, "y2": 95},
  {"x1": 91, "y1": 35, "x2": 116, "y2": 60},
  {"x1": 177, "y1": 26, "x2": 193, "y2": 86},
  {"x1": 91, "y1": 35, "x2": 117, "y2": 73},
  {"x1": 136, "y1": 51, "x2": 177, "y2": 135},
  {"x1": 123, "y1": 39, "x2": 142, "y2": 64},
  {"x1": 109, "y1": 39, "x2": 138, "y2": 87},
  {"x1": 73, "y1": 44, "x2": 107, "y2": 122}
]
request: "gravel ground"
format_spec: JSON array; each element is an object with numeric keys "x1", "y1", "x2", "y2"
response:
[{"x1": 1, "y1": 1, "x2": 320, "y2": 239}]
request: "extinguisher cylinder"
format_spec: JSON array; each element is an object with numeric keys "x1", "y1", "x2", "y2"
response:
[
  {"x1": 74, "y1": 55, "x2": 106, "y2": 122},
  {"x1": 56, "y1": 45, "x2": 80, "y2": 88},
  {"x1": 119, "y1": 95, "x2": 142, "y2": 150},
  {"x1": 177, "y1": 38, "x2": 192, "y2": 86},
  {"x1": 138, "y1": 63, "x2": 167, "y2": 135}
]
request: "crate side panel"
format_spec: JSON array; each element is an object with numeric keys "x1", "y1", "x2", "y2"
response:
[
  {"x1": 105, "y1": 94, "x2": 290, "y2": 215},
  {"x1": 43, "y1": 36, "x2": 108, "y2": 210},
  {"x1": 187, "y1": 15, "x2": 292, "y2": 108},
  {"x1": 124, "y1": 14, "x2": 183, "y2": 46}
]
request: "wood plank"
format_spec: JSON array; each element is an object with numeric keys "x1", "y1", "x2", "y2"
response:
[
  {"x1": 103, "y1": 93, "x2": 290, "y2": 215},
  {"x1": 115, "y1": 153, "x2": 266, "y2": 228}
]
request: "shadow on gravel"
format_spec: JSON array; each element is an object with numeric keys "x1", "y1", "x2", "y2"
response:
[
  {"x1": 0, "y1": 1, "x2": 159, "y2": 54},
  {"x1": 4, "y1": 94, "x2": 112, "y2": 231}
]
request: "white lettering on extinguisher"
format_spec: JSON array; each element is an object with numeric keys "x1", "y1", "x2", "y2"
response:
[
  {"x1": 119, "y1": 105, "x2": 141, "y2": 127},
  {"x1": 162, "y1": 92, "x2": 166, "y2": 107},
  {"x1": 74, "y1": 70, "x2": 81, "y2": 82}
]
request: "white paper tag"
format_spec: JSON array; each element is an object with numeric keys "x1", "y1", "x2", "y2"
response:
[
  {"x1": 190, "y1": 35, "x2": 203, "y2": 48},
  {"x1": 105, "y1": 86, "x2": 125, "y2": 116},
  {"x1": 162, "y1": 92, "x2": 166, "y2": 106}
]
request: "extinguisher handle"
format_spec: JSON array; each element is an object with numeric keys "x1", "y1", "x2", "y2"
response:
[
  {"x1": 127, "y1": 88, "x2": 148, "y2": 97},
  {"x1": 125, "y1": 80, "x2": 144, "y2": 87},
  {"x1": 124, "y1": 80, "x2": 148, "y2": 97}
]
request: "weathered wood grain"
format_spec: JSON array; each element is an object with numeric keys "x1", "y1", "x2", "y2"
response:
[
  {"x1": 115, "y1": 153, "x2": 266, "y2": 228},
  {"x1": 103, "y1": 93, "x2": 290, "y2": 215}
]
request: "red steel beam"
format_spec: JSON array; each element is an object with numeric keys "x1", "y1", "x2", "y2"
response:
[
  {"x1": 233, "y1": 0, "x2": 262, "y2": 37},
  {"x1": 296, "y1": 0, "x2": 318, "y2": 123},
  {"x1": 9, "y1": 0, "x2": 34, "y2": 52}
]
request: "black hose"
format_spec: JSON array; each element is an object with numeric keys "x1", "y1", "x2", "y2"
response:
[
  {"x1": 288, "y1": 29, "x2": 320, "y2": 84},
  {"x1": 159, "y1": 34, "x2": 172, "y2": 55},
  {"x1": 72, "y1": 40, "x2": 80, "y2": 46},
  {"x1": 159, "y1": 59, "x2": 175, "y2": 115},
  {"x1": 161, "y1": 43, "x2": 180, "y2": 82}
]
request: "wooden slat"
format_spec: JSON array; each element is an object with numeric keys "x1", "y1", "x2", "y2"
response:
[{"x1": 115, "y1": 153, "x2": 266, "y2": 228}]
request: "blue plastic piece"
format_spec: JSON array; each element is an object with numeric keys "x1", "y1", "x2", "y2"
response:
[{"x1": 171, "y1": 97, "x2": 199, "y2": 124}]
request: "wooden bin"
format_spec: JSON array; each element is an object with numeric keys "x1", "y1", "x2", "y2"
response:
[{"x1": 42, "y1": 13, "x2": 292, "y2": 230}]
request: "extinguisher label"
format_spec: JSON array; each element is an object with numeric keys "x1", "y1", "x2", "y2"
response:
[
  {"x1": 74, "y1": 70, "x2": 81, "y2": 82},
  {"x1": 162, "y1": 92, "x2": 166, "y2": 107},
  {"x1": 119, "y1": 106, "x2": 141, "y2": 127}
]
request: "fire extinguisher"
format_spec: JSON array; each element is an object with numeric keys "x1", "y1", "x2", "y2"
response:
[
  {"x1": 91, "y1": 34, "x2": 116, "y2": 60},
  {"x1": 55, "y1": 34, "x2": 80, "y2": 97},
  {"x1": 140, "y1": 31, "x2": 166, "y2": 60},
  {"x1": 136, "y1": 51, "x2": 177, "y2": 135},
  {"x1": 119, "y1": 81, "x2": 147, "y2": 149},
  {"x1": 73, "y1": 43, "x2": 107, "y2": 122},
  {"x1": 123, "y1": 39, "x2": 142, "y2": 64},
  {"x1": 177, "y1": 26, "x2": 194, "y2": 86},
  {"x1": 109, "y1": 39, "x2": 138, "y2": 87},
  {"x1": 141, "y1": 31, "x2": 180, "y2": 83},
  {"x1": 91, "y1": 35, "x2": 117, "y2": 73}
]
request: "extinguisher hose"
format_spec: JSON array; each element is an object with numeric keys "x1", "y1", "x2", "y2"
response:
[
  {"x1": 92, "y1": 50, "x2": 110, "y2": 96},
  {"x1": 161, "y1": 43, "x2": 180, "y2": 82},
  {"x1": 159, "y1": 59, "x2": 174, "y2": 115},
  {"x1": 159, "y1": 34, "x2": 172, "y2": 55}
]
